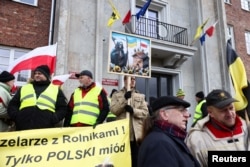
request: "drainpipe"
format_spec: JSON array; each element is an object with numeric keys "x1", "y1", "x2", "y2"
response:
[
  {"x1": 94, "y1": 0, "x2": 103, "y2": 82},
  {"x1": 48, "y1": 0, "x2": 56, "y2": 45}
]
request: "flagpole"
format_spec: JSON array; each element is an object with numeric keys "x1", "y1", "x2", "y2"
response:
[
  {"x1": 125, "y1": 24, "x2": 132, "y2": 33},
  {"x1": 245, "y1": 110, "x2": 250, "y2": 124},
  {"x1": 189, "y1": 39, "x2": 196, "y2": 46}
]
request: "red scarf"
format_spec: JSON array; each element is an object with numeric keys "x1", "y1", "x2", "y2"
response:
[
  {"x1": 154, "y1": 120, "x2": 187, "y2": 140},
  {"x1": 205, "y1": 116, "x2": 243, "y2": 138}
]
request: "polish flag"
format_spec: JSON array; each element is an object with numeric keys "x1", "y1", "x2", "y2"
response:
[
  {"x1": 140, "y1": 41, "x2": 148, "y2": 48},
  {"x1": 205, "y1": 21, "x2": 218, "y2": 37},
  {"x1": 122, "y1": 10, "x2": 131, "y2": 25},
  {"x1": 8, "y1": 44, "x2": 57, "y2": 74},
  {"x1": 52, "y1": 74, "x2": 72, "y2": 86}
]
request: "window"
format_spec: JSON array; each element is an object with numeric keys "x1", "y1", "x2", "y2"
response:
[
  {"x1": 135, "y1": 6, "x2": 159, "y2": 38},
  {"x1": 227, "y1": 25, "x2": 235, "y2": 49},
  {"x1": 12, "y1": 0, "x2": 38, "y2": 6},
  {"x1": 136, "y1": 73, "x2": 173, "y2": 102},
  {"x1": 241, "y1": 0, "x2": 250, "y2": 11},
  {"x1": 0, "y1": 46, "x2": 31, "y2": 86},
  {"x1": 134, "y1": 0, "x2": 169, "y2": 38},
  {"x1": 245, "y1": 31, "x2": 250, "y2": 54}
]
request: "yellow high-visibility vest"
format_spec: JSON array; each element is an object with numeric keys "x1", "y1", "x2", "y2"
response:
[
  {"x1": 193, "y1": 99, "x2": 206, "y2": 123},
  {"x1": 70, "y1": 86, "x2": 102, "y2": 125},
  {"x1": 107, "y1": 98, "x2": 116, "y2": 119},
  {"x1": 20, "y1": 84, "x2": 59, "y2": 112}
]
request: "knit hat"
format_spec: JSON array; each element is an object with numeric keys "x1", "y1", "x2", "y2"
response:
[
  {"x1": 0, "y1": 71, "x2": 15, "y2": 83},
  {"x1": 152, "y1": 96, "x2": 190, "y2": 112},
  {"x1": 195, "y1": 91, "x2": 204, "y2": 99},
  {"x1": 34, "y1": 65, "x2": 51, "y2": 80},
  {"x1": 176, "y1": 89, "x2": 185, "y2": 97},
  {"x1": 206, "y1": 89, "x2": 238, "y2": 109},
  {"x1": 75, "y1": 70, "x2": 93, "y2": 79}
]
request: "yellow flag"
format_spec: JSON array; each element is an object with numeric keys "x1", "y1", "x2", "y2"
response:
[
  {"x1": 107, "y1": 0, "x2": 120, "y2": 27},
  {"x1": 227, "y1": 39, "x2": 248, "y2": 111},
  {"x1": 193, "y1": 18, "x2": 209, "y2": 40}
]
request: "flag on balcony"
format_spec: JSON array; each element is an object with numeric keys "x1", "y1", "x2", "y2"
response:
[
  {"x1": 136, "y1": 0, "x2": 152, "y2": 20},
  {"x1": 52, "y1": 74, "x2": 72, "y2": 86},
  {"x1": 199, "y1": 20, "x2": 218, "y2": 45},
  {"x1": 199, "y1": 33, "x2": 206, "y2": 45},
  {"x1": 8, "y1": 44, "x2": 57, "y2": 75},
  {"x1": 107, "y1": 0, "x2": 120, "y2": 27},
  {"x1": 193, "y1": 18, "x2": 209, "y2": 40},
  {"x1": 226, "y1": 39, "x2": 250, "y2": 119},
  {"x1": 205, "y1": 20, "x2": 218, "y2": 37},
  {"x1": 122, "y1": 10, "x2": 131, "y2": 25}
]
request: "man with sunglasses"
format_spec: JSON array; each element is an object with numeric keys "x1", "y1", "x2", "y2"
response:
[{"x1": 138, "y1": 96, "x2": 200, "y2": 167}]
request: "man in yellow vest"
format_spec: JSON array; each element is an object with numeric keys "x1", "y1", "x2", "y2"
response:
[
  {"x1": 192, "y1": 91, "x2": 207, "y2": 127},
  {"x1": 7, "y1": 65, "x2": 68, "y2": 130},
  {"x1": 63, "y1": 70, "x2": 109, "y2": 128}
]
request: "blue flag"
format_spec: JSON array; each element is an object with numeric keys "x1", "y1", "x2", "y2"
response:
[
  {"x1": 199, "y1": 33, "x2": 206, "y2": 45},
  {"x1": 136, "y1": 0, "x2": 152, "y2": 20}
]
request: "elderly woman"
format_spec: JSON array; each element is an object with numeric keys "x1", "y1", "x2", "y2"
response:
[
  {"x1": 138, "y1": 96, "x2": 200, "y2": 167},
  {"x1": 0, "y1": 71, "x2": 15, "y2": 132}
]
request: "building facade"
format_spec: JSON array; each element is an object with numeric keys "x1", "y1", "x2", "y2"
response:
[
  {"x1": 0, "y1": 0, "x2": 232, "y2": 128},
  {"x1": 0, "y1": 0, "x2": 52, "y2": 84},
  {"x1": 225, "y1": 0, "x2": 250, "y2": 76}
]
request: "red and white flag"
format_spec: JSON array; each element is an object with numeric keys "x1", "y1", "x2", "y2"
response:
[
  {"x1": 122, "y1": 10, "x2": 131, "y2": 25},
  {"x1": 140, "y1": 41, "x2": 148, "y2": 48},
  {"x1": 8, "y1": 44, "x2": 57, "y2": 74},
  {"x1": 52, "y1": 74, "x2": 72, "y2": 86},
  {"x1": 205, "y1": 21, "x2": 218, "y2": 37}
]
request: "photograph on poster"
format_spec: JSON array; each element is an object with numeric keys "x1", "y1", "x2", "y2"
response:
[{"x1": 108, "y1": 31, "x2": 151, "y2": 78}]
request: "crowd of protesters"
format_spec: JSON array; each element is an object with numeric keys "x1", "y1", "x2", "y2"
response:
[{"x1": 1, "y1": 66, "x2": 250, "y2": 167}]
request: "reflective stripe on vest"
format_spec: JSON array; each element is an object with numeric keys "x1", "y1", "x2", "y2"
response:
[
  {"x1": 193, "y1": 99, "x2": 206, "y2": 123},
  {"x1": 70, "y1": 86, "x2": 102, "y2": 125},
  {"x1": 20, "y1": 84, "x2": 59, "y2": 112},
  {"x1": 107, "y1": 112, "x2": 116, "y2": 118}
]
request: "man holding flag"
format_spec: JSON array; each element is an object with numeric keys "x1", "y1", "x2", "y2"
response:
[{"x1": 7, "y1": 65, "x2": 68, "y2": 130}]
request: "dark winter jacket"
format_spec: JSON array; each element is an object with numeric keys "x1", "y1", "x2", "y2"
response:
[
  {"x1": 7, "y1": 80, "x2": 68, "y2": 130},
  {"x1": 138, "y1": 126, "x2": 200, "y2": 167}
]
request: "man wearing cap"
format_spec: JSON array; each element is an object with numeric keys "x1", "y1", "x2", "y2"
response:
[
  {"x1": 138, "y1": 96, "x2": 200, "y2": 167},
  {"x1": 0, "y1": 71, "x2": 15, "y2": 131},
  {"x1": 186, "y1": 89, "x2": 250, "y2": 166},
  {"x1": 63, "y1": 70, "x2": 109, "y2": 128},
  {"x1": 192, "y1": 91, "x2": 207, "y2": 127},
  {"x1": 7, "y1": 65, "x2": 68, "y2": 130}
]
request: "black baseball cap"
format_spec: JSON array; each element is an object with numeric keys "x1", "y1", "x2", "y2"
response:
[
  {"x1": 75, "y1": 70, "x2": 93, "y2": 79},
  {"x1": 206, "y1": 89, "x2": 238, "y2": 109}
]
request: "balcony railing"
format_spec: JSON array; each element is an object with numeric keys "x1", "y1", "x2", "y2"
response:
[{"x1": 131, "y1": 15, "x2": 188, "y2": 46}]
